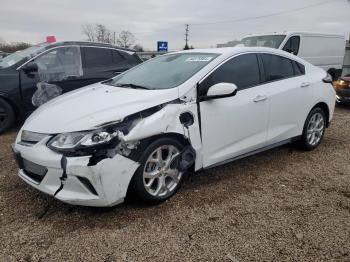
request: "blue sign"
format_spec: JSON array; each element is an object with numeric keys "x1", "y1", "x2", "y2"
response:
[{"x1": 157, "y1": 41, "x2": 168, "y2": 52}]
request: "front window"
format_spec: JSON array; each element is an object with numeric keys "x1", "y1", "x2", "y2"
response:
[
  {"x1": 199, "y1": 53, "x2": 261, "y2": 96},
  {"x1": 35, "y1": 46, "x2": 83, "y2": 82},
  {"x1": 240, "y1": 35, "x2": 286, "y2": 48},
  {"x1": 0, "y1": 44, "x2": 47, "y2": 69},
  {"x1": 107, "y1": 53, "x2": 219, "y2": 90}
]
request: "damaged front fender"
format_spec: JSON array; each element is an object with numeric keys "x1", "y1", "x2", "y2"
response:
[{"x1": 119, "y1": 102, "x2": 203, "y2": 170}]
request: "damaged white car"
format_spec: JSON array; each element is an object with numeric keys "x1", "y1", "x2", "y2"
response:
[{"x1": 12, "y1": 47, "x2": 335, "y2": 207}]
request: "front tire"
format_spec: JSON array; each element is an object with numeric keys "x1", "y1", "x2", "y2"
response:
[
  {"x1": 0, "y1": 98, "x2": 15, "y2": 134},
  {"x1": 130, "y1": 138, "x2": 185, "y2": 204},
  {"x1": 299, "y1": 107, "x2": 326, "y2": 151}
]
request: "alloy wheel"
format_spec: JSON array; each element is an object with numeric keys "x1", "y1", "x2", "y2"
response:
[
  {"x1": 306, "y1": 112, "x2": 325, "y2": 146},
  {"x1": 143, "y1": 145, "x2": 182, "y2": 198}
]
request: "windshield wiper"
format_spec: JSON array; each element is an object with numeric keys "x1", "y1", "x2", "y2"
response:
[{"x1": 115, "y1": 83, "x2": 150, "y2": 90}]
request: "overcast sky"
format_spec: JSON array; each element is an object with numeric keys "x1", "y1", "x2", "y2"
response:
[{"x1": 0, "y1": 0, "x2": 349, "y2": 50}]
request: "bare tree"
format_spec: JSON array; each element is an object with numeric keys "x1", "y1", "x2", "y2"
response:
[
  {"x1": 95, "y1": 24, "x2": 112, "y2": 43},
  {"x1": 116, "y1": 30, "x2": 135, "y2": 48},
  {"x1": 81, "y1": 24, "x2": 112, "y2": 43},
  {"x1": 133, "y1": 44, "x2": 144, "y2": 52},
  {"x1": 81, "y1": 24, "x2": 96, "y2": 42},
  {"x1": 0, "y1": 42, "x2": 31, "y2": 53}
]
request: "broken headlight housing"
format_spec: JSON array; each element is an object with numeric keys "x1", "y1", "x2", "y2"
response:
[
  {"x1": 46, "y1": 105, "x2": 163, "y2": 156},
  {"x1": 47, "y1": 121, "x2": 133, "y2": 155},
  {"x1": 48, "y1": 131, "x2": 117, "y2": 150}
]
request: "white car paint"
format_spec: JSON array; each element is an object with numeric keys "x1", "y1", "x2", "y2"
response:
[
  {"x1": 13, "y1": 47, "x2": 336, "y2": 207},
  {"x1": 24, "y1": 83, "x2": 179, "y2": 133},
  {"x1": 200, "y1": 83, "x2": 270, "y2": 167}
]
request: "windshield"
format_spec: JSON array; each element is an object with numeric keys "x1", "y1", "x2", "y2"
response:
[
  {"x1": 107, "y1": 53, "x2": 219, "y2": 90},
  {"x1": 0, "y1": 44, "x2": 47, "y2": 69},
  {"x1": 240, "y1": 35, "x2": 286, "y2": 48}
]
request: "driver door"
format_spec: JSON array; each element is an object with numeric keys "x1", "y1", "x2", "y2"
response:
[{"x1": 199, "y1": 53, "x2": 270, "y2": 168}]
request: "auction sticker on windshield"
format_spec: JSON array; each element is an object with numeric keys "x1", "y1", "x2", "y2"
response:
[{"x1": 186, "y1": 56, "x2": 214, "y2": 62}]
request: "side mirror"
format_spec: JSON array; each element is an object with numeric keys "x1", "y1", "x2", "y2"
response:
[
  {"x1": 200, "y1": 83, "x2": 238, "y2": 101},
  {"x1": 22, "y1": 62, "x2": 38, "y2": 74}
]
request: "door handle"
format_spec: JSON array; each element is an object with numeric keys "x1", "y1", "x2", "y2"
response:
[
  {"x1": 300, "y1": 82, "x2": 310, "y2": 88},
  {"x1": 253, "y1": 95, "x2": 267, "y2": 103}
]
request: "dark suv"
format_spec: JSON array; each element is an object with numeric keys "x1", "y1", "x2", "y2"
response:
[{"x1": 0, "y1": 41, "x2": 142, "y2": 133}]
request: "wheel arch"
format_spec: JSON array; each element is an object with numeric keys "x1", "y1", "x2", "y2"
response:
[
  {"x1": 142, "y1": 132, "x2": 191, "y2": 147},
  {"x1": 0, "y1": 93, "x2": 20, "y2": 118},
  {"x1": 125, "y1": 132, "x2": 192, "y2": 202},
  {"x1": 127, "y1": 132, "x2": 191, "y2": 162},
  {"x1": 311, "y1": 102, "x2": 330, "y2": 127}
]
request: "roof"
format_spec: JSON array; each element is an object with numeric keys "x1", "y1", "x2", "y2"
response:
[
  {"x1": 172, "y1": 46, "x2": 309, "y2": 66},
  {"x1": 178, "y1": 46, "x2": 290, "y2": 55},
  {"x1": 42, "y1": 41, "x2": 136, "y2": 53},
  {"x1": 242, "y1": 31, "x2": 345, "y2": 38}
]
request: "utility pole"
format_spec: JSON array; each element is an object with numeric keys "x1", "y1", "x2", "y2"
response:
[
  {"x1": 184, "y1": 24, "x2": 189, "y2": 50},
  {"x1": 113, "y1": 32, "x2": 116, "y2": 45}
]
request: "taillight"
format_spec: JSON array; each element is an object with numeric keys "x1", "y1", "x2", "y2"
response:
[{"x1": 323, "y1": 73, "x2": 333, "y2": 83}]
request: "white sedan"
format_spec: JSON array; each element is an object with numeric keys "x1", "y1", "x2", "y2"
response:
[{"x1": 12, "y1": 47, "x2": 335, "y2": 207}]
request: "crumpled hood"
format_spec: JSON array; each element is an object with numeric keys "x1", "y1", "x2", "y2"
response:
[{"x1": 23, "y1": 83, "x2": 179, "y2": 133}]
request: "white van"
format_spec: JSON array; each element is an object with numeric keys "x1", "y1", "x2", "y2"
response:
[{"x1": 240, "y1": 32, "x2": 346, "y2": 79}]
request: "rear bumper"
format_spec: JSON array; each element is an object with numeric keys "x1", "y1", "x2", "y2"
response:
[{"x1": 12, "y1": 139, "x2": 140, "y2": 207}]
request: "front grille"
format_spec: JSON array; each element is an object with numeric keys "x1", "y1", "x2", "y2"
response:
[{"x1": 22, "y1": 159, "x2": 48, "y2": 183}]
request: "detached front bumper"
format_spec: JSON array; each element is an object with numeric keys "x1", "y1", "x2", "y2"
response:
[{"x1": 12, "y1": 137, "x2": 140, "y2": 207}]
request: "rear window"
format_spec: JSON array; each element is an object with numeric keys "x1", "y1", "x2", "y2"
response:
[
  {"x1": 112, "y1": 50, "x2": 126, "y2": 63},
  {"x1": 293, "y1": 61, "x2": 305, "y2": 75},
  {"x1": 261, "y1": 54, "x2": 295, "y2": 81}
]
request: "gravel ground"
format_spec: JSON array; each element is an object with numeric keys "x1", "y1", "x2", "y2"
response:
[{"x1": 0, "y1": 106, "x2": 350, "y2": 262}]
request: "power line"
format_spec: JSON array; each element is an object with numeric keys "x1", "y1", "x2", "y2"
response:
[
  {"x1": 133, "y1": 0, "x2": 342, "y2": 36},
  {"x1": 190, "y1": 0, "x2": 342, "y2": 26}
]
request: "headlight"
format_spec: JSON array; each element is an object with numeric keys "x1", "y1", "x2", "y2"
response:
[
  {"x1": 46, "y1": 109, "x2": 150, "y2": 155},
  {"x1": 47, "y1": 126, "x2": 118, "y2": 155},
  {"x1": 48, "y1": 132, "x2": 88, "y2": 150},
  {"x1": 48, "y1": 130, "x2": 118, "y2": 152}
]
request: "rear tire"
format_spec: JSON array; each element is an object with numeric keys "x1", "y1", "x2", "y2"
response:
[
  {"x1": 299, "y1": 107, "x2": 326, "y2": 151},
  {"x1": 0, "y1": 98, "x2": 15, "y2": 134},
  {"x1": 130, "y1": 137, "x2": 185, "y2": 205}
]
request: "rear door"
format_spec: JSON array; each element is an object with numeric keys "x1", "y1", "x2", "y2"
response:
[
  {"x1": 259, "y1": 53, "x2": 310, "y2": 144},
  {"x1": 81, "y1": 47, "x2": 114, "y2": 85},
  {"x1": 81, "y1": 47, "x2": 138, "y2": 86}
]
